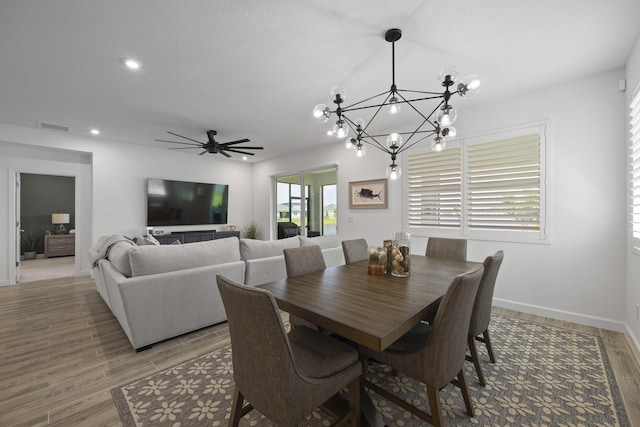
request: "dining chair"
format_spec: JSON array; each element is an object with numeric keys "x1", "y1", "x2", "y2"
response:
[
  {"x1": 425, "y1": 237, "x2": 467, "y2": 260},
  {"x1": 467, "y1": 250, "x2": 504, "y2": 386},
  {"x1": 341, "y1": 238, "x2": 369, "y2": 264},
  {"x1": 217, "y1": 275, "x2": 362, "y2": 427},
  {"x1": 360, "y1": 264, "x2": 484, "y2": 427},
  {"x1": 283, "y1": 245, "x2": 327, "y2": 277},
  {"x1": 283, "y1": 245, "x2": 327, "y2": 330}
]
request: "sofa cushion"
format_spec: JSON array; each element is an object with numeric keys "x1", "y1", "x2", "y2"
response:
[
  {"x1": 129, "y1": 237, "x2": 241, "y2": 277},
  {"x1": 108, "y1": 241, "x2": 136, "y2": 277},
  {"x1": 299, "y1": 235, "x2": 339, "y2": 250},
  {"x1": 240, "y1": 236, "x2": 300, "y2": 260}
]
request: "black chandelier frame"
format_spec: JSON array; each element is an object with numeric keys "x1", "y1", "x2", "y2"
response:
[{"x1": 314, "y1": 28, "x2": 479, "y2": 178}]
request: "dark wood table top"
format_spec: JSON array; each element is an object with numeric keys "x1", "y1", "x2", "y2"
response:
[{"x1": 259, "y1": 255, "x2": 480, "y2": 352}]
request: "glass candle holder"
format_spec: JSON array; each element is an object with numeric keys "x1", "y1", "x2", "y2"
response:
[
  {"x1": 391, "y1": 231, "x2": 411, "y2": 277},
  {"x1": 368, "y1": 246, "x2": 387, "y2": 275}
]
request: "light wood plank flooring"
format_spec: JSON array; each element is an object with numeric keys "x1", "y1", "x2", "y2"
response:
[{"x1": 1, "y1": 276, "x2": 639, "y2": 426}]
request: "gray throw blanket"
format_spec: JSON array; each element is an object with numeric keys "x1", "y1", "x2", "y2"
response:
[{"x1": 91, "y1": 235, "x2": 136, "y2": 267}]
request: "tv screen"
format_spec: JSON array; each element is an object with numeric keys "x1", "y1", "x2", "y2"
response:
[{"x1": 147, "y1": 178, "x2": 229, "y2": 226}]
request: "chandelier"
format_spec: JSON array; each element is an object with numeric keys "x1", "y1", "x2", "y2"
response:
[{"x1": 313, "y1": 28, "x2": 482, "y2": 180}]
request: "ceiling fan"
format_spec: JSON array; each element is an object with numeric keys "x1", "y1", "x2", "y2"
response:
[{"x1": 155, "y1": 130, "x2": 263, "y2": 158}]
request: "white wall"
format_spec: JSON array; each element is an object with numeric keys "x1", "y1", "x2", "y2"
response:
[
  {"x1": 626, "y1": 36, "x2": 640, "y2": 348},
  {"x1": 0, "y1": 123, "x2": 254, "y2": 285},
  {"x1": 253, "y1": 69, "x2": 629, "y2": 333}
]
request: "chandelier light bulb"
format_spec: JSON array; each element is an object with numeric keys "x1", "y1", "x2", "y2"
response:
[
  {"x1": 458, "y1": 74, "x2": 483, "y2": 98},
  {"x1": 388, "y1": 96, "x2": 401, "y2": 114},
  {"x1": 385, "y1": 164, "x2": 402, "y2": 180},
  {"x1": 332, "y1": 120, "x2": 349, "y2": 139},
  {"x1": 355, "y1": 144, "x2": 366, "y2": 157},
  {"x1": 441, "y1": 126, "x2": 457, "y2": 140},
  {"x1": 438, "y1": 65, "x2": 459, "y2": 85},
  {"x1": 313, "y1": 104, "x2": 331, "y2": 123},
  {"x1": 345, "y1": 138, "x2": 354, "y2": 150},
  {"x1": 431, "y1": 136, "x2": 446, "y2": 152},
  {"x1": 435, "y1": 105, "x2": 458, "y2": 126},
  {"x1": 329, "y1": 85, "x2": 346, "y2": 103},
  {"x1": 386, "y1": 132, "x2": 403, "y2": 149}
]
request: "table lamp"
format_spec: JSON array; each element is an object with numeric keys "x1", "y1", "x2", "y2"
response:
[{"x1": 52, "y1": 213, "x2": 70, "y2": 234}]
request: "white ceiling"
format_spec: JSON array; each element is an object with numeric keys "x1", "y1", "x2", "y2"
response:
[{"x1": 1, "y1": 0, "x2": 639, "y2": 162}]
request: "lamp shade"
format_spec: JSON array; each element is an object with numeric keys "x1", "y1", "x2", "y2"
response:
[{"x1": 52, "y1": 213, "x2": 70, "y2": 224}]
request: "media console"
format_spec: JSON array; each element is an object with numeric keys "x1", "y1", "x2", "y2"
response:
[{"x1": 152, "y1": 230, "x2": 240, "y2": 245}]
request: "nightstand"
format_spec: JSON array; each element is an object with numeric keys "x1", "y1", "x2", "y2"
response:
[{"x1": 44, "y1": 234, "x2": 75, "y2": 258}]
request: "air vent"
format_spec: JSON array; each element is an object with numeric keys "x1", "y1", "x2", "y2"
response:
[{"x1": 38, "y1": 121, "x2": 69, "y2": 132}]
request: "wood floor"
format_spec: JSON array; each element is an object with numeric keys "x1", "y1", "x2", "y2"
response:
[{"x1": 1, "y1": 276, "x2": 639, "y2": 426}]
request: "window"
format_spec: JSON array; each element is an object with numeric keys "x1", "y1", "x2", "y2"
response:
[
  {"x1": 407, "y1": 124, "x2": 546, "y2": 242},
  {"x1": 630, "y1": 87, "x2": 640, "y2": 253}
]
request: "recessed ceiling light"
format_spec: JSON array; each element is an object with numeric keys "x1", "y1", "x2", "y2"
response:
[
  {"x1": 122, "y1": 58, "x2": 142, "y2": 70},
  {"x1": 90, "y1": 128, "x2": 100, "y2": 135},
  {"x1": 242, "y1": 156, "x2": 248, "y2": 160}
]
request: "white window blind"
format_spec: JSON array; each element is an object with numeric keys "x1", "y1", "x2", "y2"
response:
[
  {"x1": 630, "y1": 87, "x2": 640, "y2": 252},
  {"x1": 467, "y1": 134, "x2": 540, "y2": 232},
  {"x1": 408, "y1": 146, "x2": 462, "y2": 228},
  {"x1": 407, "y1": 125, "x2": 545, "y2": 242}
]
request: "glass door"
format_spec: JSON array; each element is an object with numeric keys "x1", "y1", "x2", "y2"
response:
[{"x1": 274, "y1": 167, "x2": 337, "y2": 238}]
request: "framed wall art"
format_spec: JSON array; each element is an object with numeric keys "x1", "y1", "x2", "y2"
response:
[{"x1": 349, "y1": 178, "x2": 388, "y2": 209}]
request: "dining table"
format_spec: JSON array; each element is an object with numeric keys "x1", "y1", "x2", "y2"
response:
[
  {"x1": 259, "y1": 254, "x2": 481, "y2": 352},
  {"x1": 258, "y1": 254, "x2": 480, "y2": 426}
]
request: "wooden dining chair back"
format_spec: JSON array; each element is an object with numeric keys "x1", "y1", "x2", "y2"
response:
[
  {"x1": 425, "y1": 237, "x2": 467, "y2": 260},
  {"x1": 341, "y1": 238, "x2": 369, "y2": 264},
  {"x1": 217, "y1": 275, "x2": 362, "y2": 427},
  {"x1": 283, "y1": 245, "x2": 327, "y2": 277},
  {"x1": 360, "y1": 264, "x2": 484, "y2": 426},
  {"x1": 467, "y1": 250, "x2": 504, "y2": 386}
]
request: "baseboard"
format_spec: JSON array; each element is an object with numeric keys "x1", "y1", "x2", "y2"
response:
[
  {"x1": 493, "y1": 298, "x2": 628, "y2": 332},
  {"x1": 624, "y1": 324, "x2": 640, "y2": 361}
]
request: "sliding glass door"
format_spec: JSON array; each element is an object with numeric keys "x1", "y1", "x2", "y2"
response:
[{"x1": 274, "y1": 167, "x2": 337, "y2": 238}]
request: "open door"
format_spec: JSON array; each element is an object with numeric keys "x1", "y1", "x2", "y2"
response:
[{"x1": 15, "y1": 172, "x2": 21, "y2": 283}]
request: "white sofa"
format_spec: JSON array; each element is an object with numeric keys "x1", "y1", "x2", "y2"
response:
[{"x1": 89, "y1": 234, "x2": 344, "y2": 350}]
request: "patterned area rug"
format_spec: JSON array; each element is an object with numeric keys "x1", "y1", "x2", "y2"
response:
[{"x1": 111, "y1": 314, "x2": 630, "y2": 426}]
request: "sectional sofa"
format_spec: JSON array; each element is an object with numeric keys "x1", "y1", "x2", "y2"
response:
[{"x1": 89, "y1": 234, "x2": 344, "y2": 350}]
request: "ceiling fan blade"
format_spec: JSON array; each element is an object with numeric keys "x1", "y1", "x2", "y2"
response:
[
  {"x1": 219, "y1": 150, "x2": 232, "y2": 158},
  {"x1": 199, "y1": 150, "x2": 207, "y2": 155},
  {"x1": 221, "y1": 145, "x2": 263, "y2": 150},
  {"x1": 156, "y1": 139, "x2": 202, "y2": 147},
  {"x1": 222, "y1": 148, "x2": 257, "y2": 156},
  {"x1": 168, "y1": 147, "x2": 202, "y2": 150},
  {"x1": 220, "y1": 138, "x2": 250, "y2": 146},
  {"x1": 167, "y1": 131, "x2": 205, "y2": 144}
]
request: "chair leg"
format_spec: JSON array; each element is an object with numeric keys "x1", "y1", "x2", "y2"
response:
[
  {"x1": 482, "y1": 329, "x2": 496, "y2": 363},
  {"x1": 229, "y1": 388, "x2": 244, "y2": 427},
  {"x1": 426, "y1": 385, "x2": 444, "y2": 427},
  {"x1": 467, "y1": 336, "x2": 486, "y2": 386},
  {"x1": 457, "y1": 369, "x2": 474, "y2": 417}
]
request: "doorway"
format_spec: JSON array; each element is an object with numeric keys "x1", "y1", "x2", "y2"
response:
[
  {"x1": 17, "y1": 173, "x2": 77, "y2": 283},
  {"x1": 275, "y1": 167, "x2": 337, "y2": 238}
]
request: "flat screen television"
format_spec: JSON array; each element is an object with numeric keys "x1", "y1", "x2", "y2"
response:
[{"x1": 147, "y1": 178, "x2": 229, "y2": 226}]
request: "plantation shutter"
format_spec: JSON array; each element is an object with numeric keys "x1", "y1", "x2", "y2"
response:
[
  {"x1": 467, "y1": 134, "x2": 540, "y2": 231},
  {"x1": 630, "y1": 88, "x2": 640, "y2": 251},
  {"x1": 408, "y1": 146, "x2": 462, "y2": 228}
]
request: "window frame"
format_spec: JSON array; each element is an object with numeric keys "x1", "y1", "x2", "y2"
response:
[
  {"x1": 405, "y1": 122, "x2": 548, "y2": 244},
  {"x1": 630, "y1": 84, "x2": 640, "y2": 255}
]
